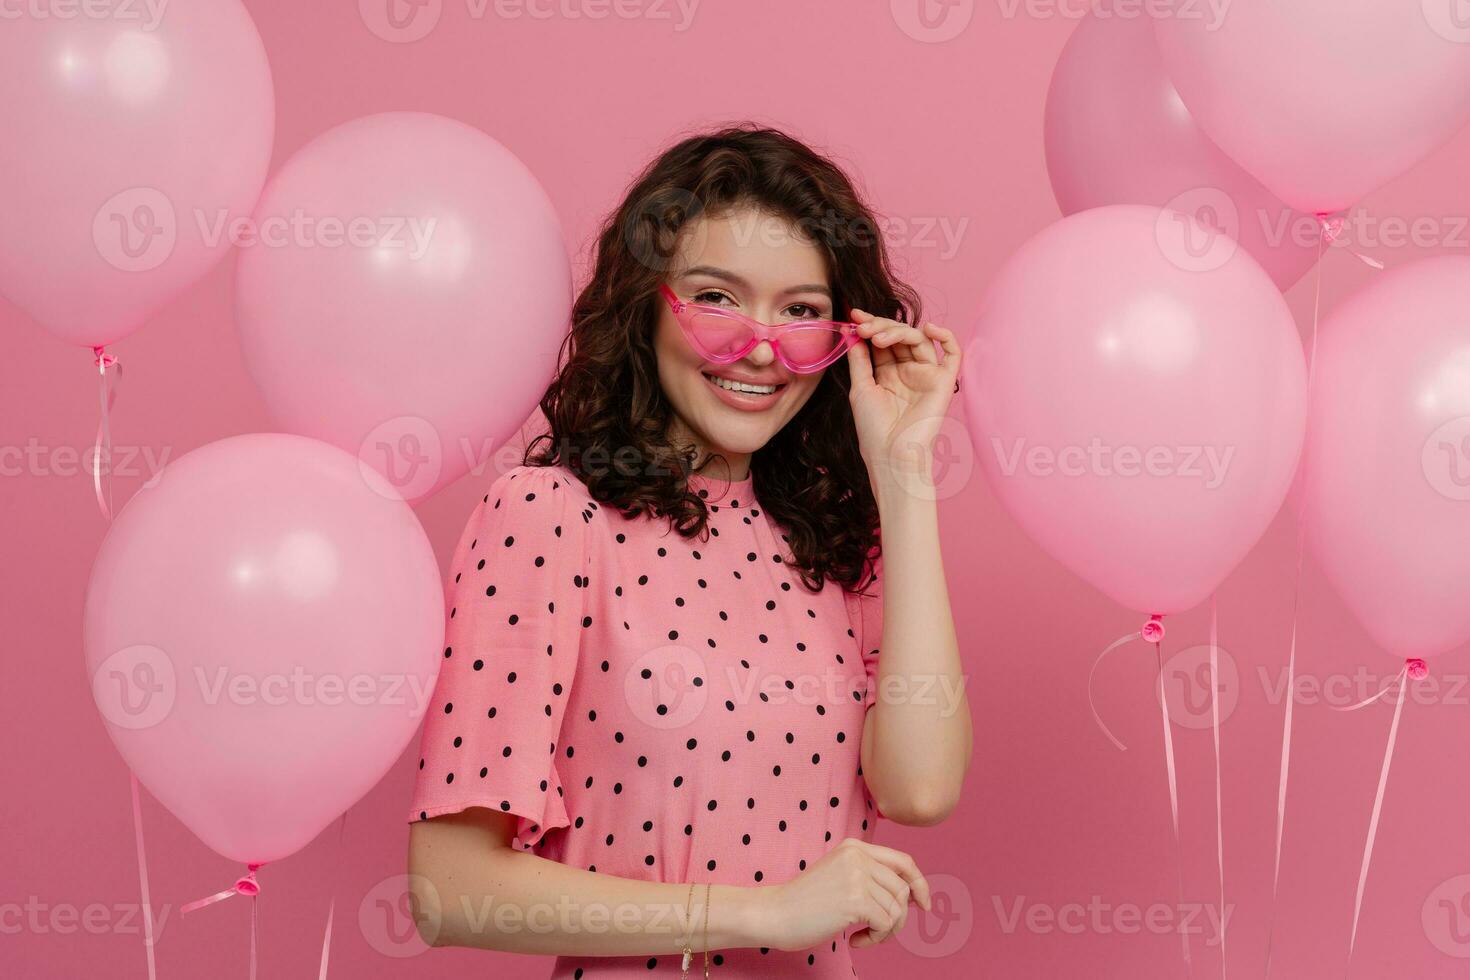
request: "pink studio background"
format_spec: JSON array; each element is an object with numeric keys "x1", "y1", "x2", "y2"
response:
[{"x1": 5, "y1": 2, "x2": 1470, "y2": 978}]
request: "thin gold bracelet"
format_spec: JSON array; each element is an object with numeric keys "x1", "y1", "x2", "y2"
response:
[
  {"x1": 678, "y1": 881, "x2": 697, "y2": 979},
  {"x1": 702, "y1": 882, "x2": 712, "y2": 979}
]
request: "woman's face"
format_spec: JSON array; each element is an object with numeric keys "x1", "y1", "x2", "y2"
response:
[{"x1": 655, "y1": 206, "x2": 836, "y2": 467}]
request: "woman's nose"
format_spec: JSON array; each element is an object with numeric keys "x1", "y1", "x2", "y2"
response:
[{"x1": 744, "y1": 341, "x2": 777, "y2": 367}]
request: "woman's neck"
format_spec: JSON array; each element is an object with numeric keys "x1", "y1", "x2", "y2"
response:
[
  {"x1": 690, "y1": 452, "x2": 750, "y2": 483},
  {"x1": 668, "y1": 419, "x2": 751, "y2": 482}
]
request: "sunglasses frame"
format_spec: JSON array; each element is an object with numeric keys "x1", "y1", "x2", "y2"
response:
[{"x1": 658, "y1": 284, "x2": 862, "y2": 375}]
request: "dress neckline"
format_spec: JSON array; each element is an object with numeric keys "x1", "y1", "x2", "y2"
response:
[{"x1": 687, "y1": 468, "x2": 755, "y2": 503}]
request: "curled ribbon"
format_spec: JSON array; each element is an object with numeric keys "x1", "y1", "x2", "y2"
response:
[
  {"x1": 91, "y1": 346, "x2": 122, "y2": 522},
  {"x1": 1087, "y1": 615, "x2": 1193, "y2": 974},
  {"x1": 1330, "y1": 659, "x2": 1422, "y2": 976},
  {"x1": 182, "y1": 863, "x2": 264, "y2": 914},
  {"x1": 183, "y1": 864, "x2": 265, "y2": 980},
  {"x1": 1316, "y1": 212, "x2": 1385, "y2": 271}
]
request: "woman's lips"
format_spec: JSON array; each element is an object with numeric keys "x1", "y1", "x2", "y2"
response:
[{"x1": 701, "y1": 371, "x2": 786, "y2": 412}]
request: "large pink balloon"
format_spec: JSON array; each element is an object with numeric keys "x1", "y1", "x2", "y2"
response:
[
  {"x1": 235, "y1": 112, "x2": 571, "y2": 504},
  {"x1": 0, "y1": 0, "x2": 274, "y2": 347},
  {"x1": 963, "y1": 205, "x2": 1308, "y2": 615},
  {"x1": 1303, "y1": 257, "x2": 1470, "y2": 660},
  {"x1": 1045, "y1": 11, "x2": 1318, "y2": 291},
  {"x1": 83, "y1": 434, "x2": 444, "y2": 865},
  {"x1": 1154, "y1": 0, "x2": 1470, "y2": 215}
]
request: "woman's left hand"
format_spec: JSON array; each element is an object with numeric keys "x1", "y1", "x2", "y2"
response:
[{"x1": 845, "y1": 311, "x2": 962, "y2": 486}]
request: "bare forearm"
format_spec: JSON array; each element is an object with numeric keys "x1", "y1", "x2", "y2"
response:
[
  {"x1": 409, "y1": 818, "x2": 769, "y2": 957},
  {"x1": 861, "y1": 468, "x2": 973, "y2": 823}
]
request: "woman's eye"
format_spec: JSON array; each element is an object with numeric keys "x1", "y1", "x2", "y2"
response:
[
  {"x1": 692, "y1": 290, "x2": 733, "y2": 306},
  {"x1": 784, "y1": 304, "x2": 825, "y2": 320}
]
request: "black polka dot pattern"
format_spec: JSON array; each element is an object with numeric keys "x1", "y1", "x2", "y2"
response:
[{"x1": 408, "y1": 465, "x2": 884, "y2": 977}]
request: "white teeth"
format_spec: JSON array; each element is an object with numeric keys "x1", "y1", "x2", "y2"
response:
[{"x1": 707, "y1": 374, "x2": 778, "y2": 395}]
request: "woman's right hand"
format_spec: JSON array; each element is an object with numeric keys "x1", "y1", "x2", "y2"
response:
[{"x1": 758, "y1": 838, "x2": 932, "y2": 951}]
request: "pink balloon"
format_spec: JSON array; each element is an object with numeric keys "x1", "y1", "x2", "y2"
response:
[
  {"x1": 1303, "y1": 256, "x2": 1470, "y2": 660},
  {"x1": 235, "y1": 112, "x2": 572, "y2": 504},
  {"x1": 83, "y1": 434, "x2": 444, "y2": 865},
  {"x1": 1045, "y1": 11, "x2": 1318, "y2": 291},
  {"x1": 1154, "y1": 0, "x2": 1470, "y2": 215},
  {"x1": 963, "y1": 205, "x2": 1308, "y2": 615},
  {"x1": 0, "y1": 0, "x2": 274, "y2": 347}
]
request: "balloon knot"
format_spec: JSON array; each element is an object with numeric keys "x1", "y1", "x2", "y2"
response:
[
  {"x1": 1317, "y1": 213, "x2": 1345, "y2": 244},
  {"x1": 1406, "y1": 658, "x2": 1428, "y2": 680},
  {"x1": 1141, "y1": 614, "x2": 1165, "y2": 644},
  {"x1": 234, "y1": 864, "x2": 262, "y2": 897},
  {"x1": 92, "y1": 346, "x2": 118, "y2": 370}
]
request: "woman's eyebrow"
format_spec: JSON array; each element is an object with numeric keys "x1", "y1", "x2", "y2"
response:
[
  {"x1": 679, "y1": 267, "x2": 832, "y2": 300},
  {"x1": 780, "y1": 283, "x2": 833, "y2": 299},
  {"x1": 679, "y1": 265, "x2": 750, "y2": 288}
]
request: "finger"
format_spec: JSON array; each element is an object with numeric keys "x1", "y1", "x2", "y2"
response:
[
  {"x1": 853, "y1": 842, "x2": 931, "y2": 911},
  {"x1": 925, "y1": 322, "x2": 963, "y2": 375},
  {"x1": 864, "y1": 879, "x2": 904, "y2": 944},
  {"x1": 873, "y1": 324, "x2": 938, "y2": 365},
  {"x1": 869, "y1": 862, "x2": 911, "y2": 908},
  {"x1": 868, "y1": 863, "x2": 911, "y2": 935},
  {"x1": 845, "y1": 336, "x2": 877, "y2": 393},
  {"x1": 855, "y1": 314, "x2": 901, "y2": 338},
  {"x1": 847, "y1": 891, "x2": 893, "y2": 949},
  {"x1": 852, "y1": 887, "x2": 893, "y2": 946},
  {"x1": 868, "y1": 331, "x2": 898, "y2": 375}
]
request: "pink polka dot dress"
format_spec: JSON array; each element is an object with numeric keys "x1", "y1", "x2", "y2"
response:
[{"x1": 409, "y1": 463, "x2": 885, "y2": 978}]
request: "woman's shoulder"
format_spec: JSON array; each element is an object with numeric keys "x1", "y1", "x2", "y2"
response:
[
  {"x1": 471, "y1": 463, "x2": 606, "y2": 540},
  {"x1": 481, "y1": 462, "x2": 594, "y2": 503}
]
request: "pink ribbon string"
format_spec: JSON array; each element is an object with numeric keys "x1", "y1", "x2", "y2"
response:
[
  {"x1": 1263, "y1": 522, "x2": 1306, "y2": 979},
  {"x1": 1317, "y1": 214, "x2": 1385, "y2": 270},
  {"x1": 91, "y1": 346, "x2": 121, "y2": 522},
  {"x1": 91, "y1": 350, "x2": 156, "y2": 980},
  {"x1": 183, "y1": 863, "x2": 265, "y2": 980},
  {"x1": 1263, "y1": 221, "x2": 1332, "y2": 978},
  {"x1": 1152, "y1": 628, "x2": 1193, "y2": 977},
  {"x1": 182, "y1": 864, "x2": 263, "y2": 914},
  {"x1": 1089, "y1": 616, "x2": 1192, "y2": 975},
  {"x1": 1331, "y1": 660, "x2": 1421, "y2": 976},
  {"x1": 129, "y1": 772, "x2": 158, "y2": 980},
  {"x1": 1208, "y1": 596, "x2": 1226, "y2": 980},
  {"x1": 1088, "y1": 627, "x2": 1146, "y2": 751},
  {"x1": 318, "y1": 814, "x2": 349, "y2": 980},
  {"x1": 250, "y1": 892, "x2": 259, "y2": 980}
]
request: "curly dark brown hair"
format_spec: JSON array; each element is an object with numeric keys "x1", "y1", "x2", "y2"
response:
[{"x1": 525, "y1": 124, "x2": 921, "y2": 593}]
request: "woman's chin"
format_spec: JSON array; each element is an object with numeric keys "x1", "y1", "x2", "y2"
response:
[{"x1": 693, "y1": 418, "x2": 777, "y2": 459}]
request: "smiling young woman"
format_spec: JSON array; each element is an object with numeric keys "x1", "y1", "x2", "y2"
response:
[{"x1": 405, "y1": 125, "x2": 971, "y2": 978}]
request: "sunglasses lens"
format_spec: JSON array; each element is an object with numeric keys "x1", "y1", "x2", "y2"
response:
[
  {"x1": 779, "y1": 326, "x2": 847, "y2": 371},
  {"x1": 687, "y1": 310, "x2": 754, "y2": 359}
]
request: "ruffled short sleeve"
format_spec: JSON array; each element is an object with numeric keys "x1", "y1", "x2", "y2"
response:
[{"x1": 408, "y1": 465, "x2": 597, "y2": 850}]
